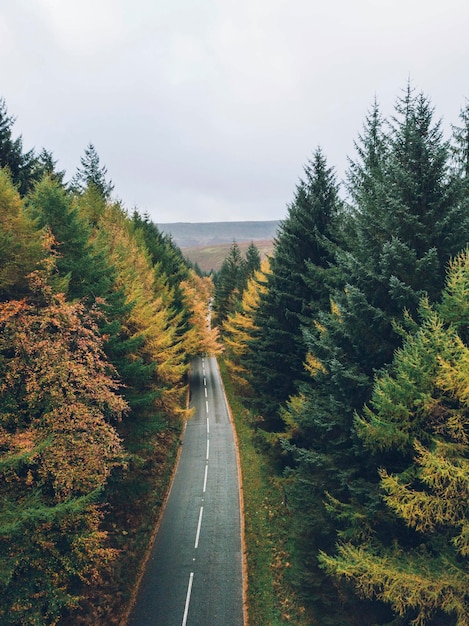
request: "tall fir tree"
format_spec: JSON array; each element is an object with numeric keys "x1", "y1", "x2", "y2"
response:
[
  {"x1": 0, "y1": 98, "x2": 39, "y2": 196},
  {"x1": 280, "y1": 88, "x2": 469, "y2": 623},
  {"x1": 0, "y1": 169, "x2": 43, "y2": 300},
  {"x1": 213, "y1": 241, "x2": 245, "y2": 324},
  {"x1": 71, "y1": 143, "x2": 114, "y2": 201},
  {"x1": 245, "y1": 147, "x2": 343, "y2": 425}
]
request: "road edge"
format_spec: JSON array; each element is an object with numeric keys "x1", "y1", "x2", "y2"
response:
[
  {"x1": 119, "y1": 371, "x2": 193, "y2": 626},
  {"x1": 214, "y1": 356, "x2": 249, "y2": 626}
]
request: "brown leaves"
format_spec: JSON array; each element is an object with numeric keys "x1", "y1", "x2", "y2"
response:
[{"x1": 0, "y1": 269, "x2": 127, "y2": 501}]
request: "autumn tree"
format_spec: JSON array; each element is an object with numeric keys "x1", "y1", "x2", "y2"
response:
[
  {"x1": 0, "y1": 256, "x2": 127, "y2": 625},
  {"x1": 222, "y1": 259, "x2": 270, "y2": 394},
  {"x1": 180, "y1": 269, "x2": 223, "y2": 357},
  {"x1": 0, "y1": 168, "x2": 43, "y2": 299}
]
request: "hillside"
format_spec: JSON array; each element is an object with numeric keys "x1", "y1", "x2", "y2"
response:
[
  {"x1": 182, "y1": 239, "x2": 274, "y2": 273},
  {"x1": 157, "y1": 220, "x2": 280, "y2": 248}
]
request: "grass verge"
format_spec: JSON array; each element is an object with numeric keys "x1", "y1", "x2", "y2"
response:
[{"x1": 219, "y1": 360, "x2": 313, "y2": 626}]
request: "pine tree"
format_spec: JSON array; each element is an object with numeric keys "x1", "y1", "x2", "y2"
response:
[
  {"x1": 71, "y1": 143, "x2": 114, "y2": 201},
  {"x1": 245, "y1": 148, "x2": 343, "y2": 425},
  {"x1": 0, "y1": 98, "x2": 39, "y2": 195},
  {"x1": 321, "y1": 249, "x2": 469, "y2": 626},
  {"x1": 213, "y1": 241, "x2": 245, "y2": 324},
  {"x1": 27, "y1": 176, "x2": 113, "y2": 301},
  {"x1": 240, "y1": 241, "x2": 261, "y2": 290},
  {"x1": 280, "y1": 88, "x2": 468, "y2": 623}
]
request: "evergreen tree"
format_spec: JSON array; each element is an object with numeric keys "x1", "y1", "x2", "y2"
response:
[
  {"x1": 452, "y1": 100, "x2": 469, "y2": 181},
  {"x1": 213, "y1": 241, "x2": 245, "y2": 324},
  {"x1": 71, "y1": 143, "x2": 114, "y2": 201},
  {"x1": 321, "y1": 249, "x2": 469, "y2": 626},
  {"x1": 280, "y1": 88, "x2": 468, "y2": 623},
  {"x1": 240, "y1": 241, "x2": 261, "y2": 290},
  {"x1": 0, "y1": 98, "x2": 39, "y2": 195},
  {"x1": 34, "y1": 148, "x2": 66, "y2": 185},
  {"x1": 245, "y1": 148, "x2": 343, "y2": 425},
  {"x1": 27, "y1": 176, "x2": 112, "y2": 301}
]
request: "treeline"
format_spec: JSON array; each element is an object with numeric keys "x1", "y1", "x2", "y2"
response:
[
  {"x1": 219, "y1": 85, "x2": 469, "y2": 625},
  {"x1": 0, "y1": 98, "x2": 219, "y2": 624}
]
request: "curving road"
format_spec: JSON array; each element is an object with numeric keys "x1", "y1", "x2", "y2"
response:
[{"x1": 127, "y1": 356, "x2": 244, "y2": 626}]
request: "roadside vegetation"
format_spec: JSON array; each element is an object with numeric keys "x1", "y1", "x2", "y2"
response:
[
  {"x1": 215, "y1": 85, "x2": 469, "y2": 625},
  {"x1": 219, "y1": 360, "x2": 313, "y2": 626},
  {"x1": 0, "y1": 97, "x2": 215, "y2": 625}
]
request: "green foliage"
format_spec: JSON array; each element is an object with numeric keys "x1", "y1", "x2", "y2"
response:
[
  {"x1": 0, "y1": 98, "x2": 41, "y2": 196},
  {"x1": 71, "y1": 143, "x2": 114, "y2": 201},
  {"x1": 245, "y1": 148, "x2": 343, "y2": 424},
  {"x1": 321, "y1": 249, "x2": 469, "y2": 625},
  {"x1": 237, "y1": 86, "x2": 469, "y2": 623},
  {"x1": 0, "y1": 168, "x2": 43, "y2": 299}
]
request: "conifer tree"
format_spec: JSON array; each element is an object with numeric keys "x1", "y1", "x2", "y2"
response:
[
  {"x1": 222, "y1": 259, "x2": 270, "y2": 394},
  {"x1": 71, "y1": 143, "x2": 114, "y2": 201},
  {"x1": 27, "y1": 176, "x2": 113, "y2": 301},
  {"x1": 0, "y1": 98, "x2": 39, "y2": 195},
  {"x1": 245, "y1": 148, "x2": 343, "y2": 424},
  {"x1": 320, "y1": 249, "x2": 469, "y2": 626},
  {"x1": 213, "y1": 241, "x2": 245, "y2": 324},
  {"x1": 0, "y1": 169, "x2": 43, "y2": 299},
  {"x1": 280, "y1": 88, "x2": 468, "y2": 622},
  {"x1": 180, "y1": 270, "x2": 223, "y2": 357}
]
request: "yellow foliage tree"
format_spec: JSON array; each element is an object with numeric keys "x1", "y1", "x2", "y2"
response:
[
  {"x1": 180, "y1": 269, "x2": 223, "y2": 357},
  {"x1": 99, "y1": 204, "x2": 189, "y2": 418},
  {"x1": 222, "y1": 259, "x2": 270, "y2": 393},
  {"x1": 0, "y1": 168, "x2": 43, "y2": 297}
]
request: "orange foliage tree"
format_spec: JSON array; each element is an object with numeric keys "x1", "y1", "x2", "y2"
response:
[{"x1": 0, "y1": 256, "x2": 127, "y2": 625}]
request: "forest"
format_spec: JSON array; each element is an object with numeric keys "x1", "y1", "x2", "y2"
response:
[
  {"x1": 214, "y1": 85, "x2": 469, "y2": 626},
  {"x1": 1, "y1": 82, "x2": 469, "y2": 626},
  {"x1": 0, "y1": 97, "x2": 220, "y2": 624}
]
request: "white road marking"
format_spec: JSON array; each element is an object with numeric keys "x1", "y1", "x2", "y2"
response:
[
  {"x1": 206, "y1": 439, "x2": 210, "y2": 460},
  {"x1": 207, "y1": 417, "x2": 210, "y2": 434},
  {"x1": 204, "y1": 387, "x2": 207, "y2": 398},
  {"x1": 205, "y1": 400, "x2": 209, "y2": 414},
  {"x1": 203, "y1": 464, "x2": 208, "y2": 493},
  {"x1": 182, "y1": 572, "x2": 194, "y2": 626},
  {"x1": 195, "y1": 506, "x2": 204, "y2": 549},
  {"x1": 203, "y1": 377, "x2": 206, "y2": 386}
]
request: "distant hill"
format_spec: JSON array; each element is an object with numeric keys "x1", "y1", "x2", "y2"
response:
[
  {"x1": 157, "y1": 220, "x2": 280, "y2": 248},
  {"x1": 182, "y1": 239, "x2": 274, "y2": 273}
]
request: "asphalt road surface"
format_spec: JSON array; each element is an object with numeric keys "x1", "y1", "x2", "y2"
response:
[{"x1": 127, "y1": 356, "x2": 244, "y2": 626}]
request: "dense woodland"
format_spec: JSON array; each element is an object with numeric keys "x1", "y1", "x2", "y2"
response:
[
  {"x1": 2, "y1": 83, "x2": 469, "y2": 626},
  {"x1": 217, "y1": 85, "x2": 469, "y2": 626},
  {"x1": 0, "y1": 97, "x2": 220, "y2": 624}
]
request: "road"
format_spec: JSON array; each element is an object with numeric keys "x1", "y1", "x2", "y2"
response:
[{"x1": 127, "y1": 356, "x2": 245, "y2": 626}]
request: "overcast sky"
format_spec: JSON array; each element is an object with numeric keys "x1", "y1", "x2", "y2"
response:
[{"x1": 1, "y1": 1, "x2": 468, "y2": 223}]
